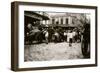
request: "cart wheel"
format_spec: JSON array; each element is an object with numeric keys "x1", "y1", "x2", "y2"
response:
[{"x1": 81, "y1": 40, "x2": 90, "y2": 58}]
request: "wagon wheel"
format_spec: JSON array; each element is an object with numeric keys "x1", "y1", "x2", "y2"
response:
[{"x1": 81, "y1": 38, "x2": 90, "y2": 58}]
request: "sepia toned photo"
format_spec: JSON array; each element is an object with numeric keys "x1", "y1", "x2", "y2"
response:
[
  {"x1": 24, "y1": 11, "x2": 90, "y2": 61},
  {"x1": 11, "y1": 2, "x2": 97, "y2": 71}
]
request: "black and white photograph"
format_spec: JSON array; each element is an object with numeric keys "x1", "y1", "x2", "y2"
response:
[
  {"x1": 11, "y1": 2, "x2": 97, "y2": 71},
  {"x1": 24, "y1": 11, "x2": 90, "y2": 61}
]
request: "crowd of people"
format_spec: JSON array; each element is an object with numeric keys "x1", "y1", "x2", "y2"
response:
[{"x1": 25, "y1": 23, "x2": 82, "y2": 46}]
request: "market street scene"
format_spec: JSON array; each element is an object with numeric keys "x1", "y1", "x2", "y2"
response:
[{"x1": 24, "y1": 11, "x2": 90, "y2": 61}]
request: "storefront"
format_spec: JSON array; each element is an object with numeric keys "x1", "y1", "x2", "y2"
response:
[{"x1": 24, "y1": 11, "x2": 50, "y2": 27}]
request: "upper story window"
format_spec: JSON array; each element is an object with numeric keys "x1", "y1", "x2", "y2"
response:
[
  {"x1": 66, "y1": 18, "x2": 68, "y2": 24},
  {"x1": 61, "y1": 18, "x2": 63, "y2": 24},
  {"x1": 52, "y1": 18, "x2": 55, "y2": 24}
]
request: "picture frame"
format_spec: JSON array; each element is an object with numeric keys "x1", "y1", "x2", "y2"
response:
[{"x1": 11, "y1": 1, "x2": 98, "y2": 71}]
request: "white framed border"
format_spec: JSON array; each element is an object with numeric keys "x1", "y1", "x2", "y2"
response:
[{"x1": 18, "y1": 5, "x2": 96, "y2": 68}]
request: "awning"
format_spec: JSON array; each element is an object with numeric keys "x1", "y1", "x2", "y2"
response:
[{"x1": 24, "y1": 11, "x2": 50, "y2": 20}]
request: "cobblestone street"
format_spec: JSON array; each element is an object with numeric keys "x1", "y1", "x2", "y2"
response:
[{"x1": 24, "y1": 42, "x2": 83, "y2": 61}]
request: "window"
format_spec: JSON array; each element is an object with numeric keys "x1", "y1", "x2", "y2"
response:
[
  {"x1": 66, "y1": 18, "x2": 68, "y2": 24},
  {"x1": 61, "y1": 18, "x2": 63, "y2": 24},
  {"x1": 52, "y1": 18, "x2": 55, "y2": 24},
  {"x1": 72, "y1": 18, "x2": 75, "y2": 24}
]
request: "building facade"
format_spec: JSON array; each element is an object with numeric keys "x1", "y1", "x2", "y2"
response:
[{"x1": 24, "y1": 11, "x2": 90, "y2": 29}]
